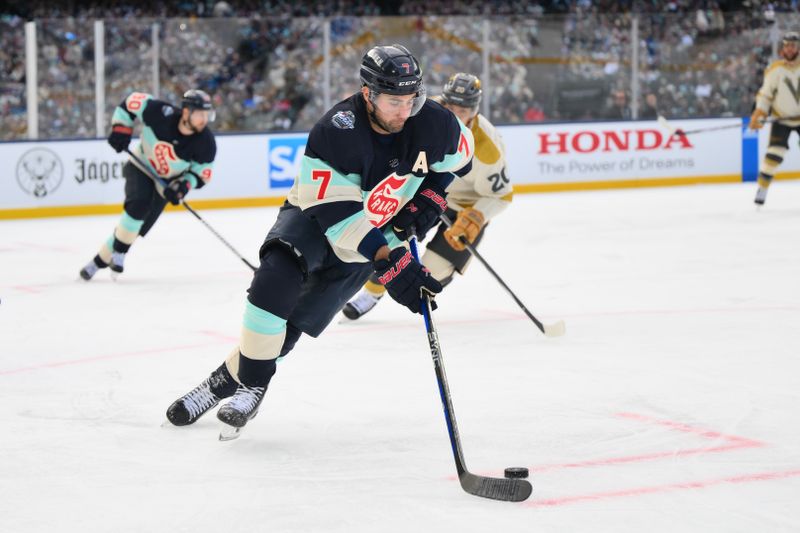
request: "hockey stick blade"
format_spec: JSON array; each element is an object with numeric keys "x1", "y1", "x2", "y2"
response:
[
  {"x1": 409, "y1": 236, "x2": 532, "y2": 503},
  {"x1": 657, "y1": 115, "x2": 677, "y2": 136},
  {"x1": 460, "y1": 472, "x2": 533, "y2": 502},
  {"x1": 543, "y1": 319, "x2": 566, "y2": 338}
]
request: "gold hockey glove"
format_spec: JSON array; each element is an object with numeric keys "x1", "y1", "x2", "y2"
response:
[
  {"x1": 444, "y1": 208, "x2": 485, "y2": 252},
  {"x1": 749, "y1": 109, "x2": 767, "y2": 130}
]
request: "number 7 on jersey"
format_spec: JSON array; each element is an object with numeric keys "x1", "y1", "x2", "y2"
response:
[{"x1": 311, "y1": 169, "x2": 332, "y2": 200}]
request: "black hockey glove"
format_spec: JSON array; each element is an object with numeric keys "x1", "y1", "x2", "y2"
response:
[
  {"x1": 392, "y1": 182, "x2": 448, "y2": 241},
  {"x1": 374, "y1": 247, "x2": 442, "y2": 314},
  {"x1": 163, "y1": 179, "x2": 191, "y2": 205},
  {"x1": 107, "y1": 124, "x2": 133, "y2": 153}
]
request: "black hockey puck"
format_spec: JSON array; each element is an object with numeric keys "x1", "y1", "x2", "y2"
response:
[{"x1": 504, "y1": 467, "x2": 529, "y2": 479}]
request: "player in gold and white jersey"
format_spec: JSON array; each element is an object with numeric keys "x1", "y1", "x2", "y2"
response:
[
  {"x1": 343, "y1": 72, "x2": 513, "y2": 319},
  {"x1": 750, "y1": 31, "x2": 800, "y2": 206}
]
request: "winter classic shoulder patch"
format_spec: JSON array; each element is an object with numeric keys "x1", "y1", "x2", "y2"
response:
[{"x1": 332, "y1": 110, "x2": 355, "y2": 129}]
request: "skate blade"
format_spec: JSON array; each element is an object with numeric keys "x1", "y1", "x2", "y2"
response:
[
  {"x1": 219, "y1": 423, "x2": 244, "y2": 441},
  {"x1": 110, "y1": 272, "x2": 120, "y2": 282}
]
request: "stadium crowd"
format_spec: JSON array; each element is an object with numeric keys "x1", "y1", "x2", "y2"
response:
[{"x1": 0, "y1": 0, "x2": 797, "y2": 139}]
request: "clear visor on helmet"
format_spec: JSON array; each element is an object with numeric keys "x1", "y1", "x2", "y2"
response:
[
  {"x1": 369, "y1": 84, "x2": 427, "y2": 117},
  {"x1": 187, "y1": 106, "x2": 216, "y2": 123}
]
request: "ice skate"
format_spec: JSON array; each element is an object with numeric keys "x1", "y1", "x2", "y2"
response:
[
  {"x1": 217, "y1": 384, "x2": 266, "y2": 440},
  {"x1": 79, "y1": 256, "x2": 107, "y2": 281},
  {"x1": 754, "y1": 186, "x2": 768, "y2": 207},
  {"x1": 166, "y1": 364, "x2": 237, "y2": 426},
  {"x1": 342, "y1": 291, "x2": 382, "y2": 320},
  {"x1": 109, "y1": 251, "x2": 126, "y2": 280}
]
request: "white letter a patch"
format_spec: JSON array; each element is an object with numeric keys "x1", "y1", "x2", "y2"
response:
[{"x1": 412, "y1": 151, "x2": 428, "y2": 174}]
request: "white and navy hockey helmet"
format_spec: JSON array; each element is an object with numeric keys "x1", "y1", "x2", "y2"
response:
[
  {"x1": 181, "y1": 89, "x2": 215, "y2": 122},
  {"x1": 360, "y1": 44, "x2": 426, "y2": 115}
]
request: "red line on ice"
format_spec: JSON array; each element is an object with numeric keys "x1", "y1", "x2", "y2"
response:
[
  {"x1": 528, "y1": 469, "x2": 800, "y2": 507},
  {"x1": 530, "y1": 442, "x2": 759, "y2": 473},
  {"x1": 614, "y1": 412, "x2": 764, "y2": 446},
  {"x1": 0, "y1": 336, "x2": 230, "y2": 376},
  {"x1": 10, "y1": 285, "x2": 45, "y2": 294},
  {"x1": 529, "y1": 412, "x2": 765, "y2": 473}
]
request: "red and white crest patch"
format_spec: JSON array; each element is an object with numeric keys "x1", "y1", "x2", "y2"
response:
[
  {"x1": 365, "y1": 173, "x2": 408, "y2": 228},
  {"x1": 148, "y1": 142, "x2": 178, "y2": 176}
]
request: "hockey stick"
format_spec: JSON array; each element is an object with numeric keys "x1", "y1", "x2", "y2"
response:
[
  {"x1": 124, "y1": 148, "x2": 258, "y2": 272},
  {"x1": 409, "y1": 235, "x2": 532, "y2": 502},
  {"x1": 657, "y1": 114, "x2": 800, "y2": 137},
  {"x1": 438, "y1": 214, "x2": 565, "y2": 338},
  {"x1": 656, "y1": 116, "x2": 741, "y2": 137}
]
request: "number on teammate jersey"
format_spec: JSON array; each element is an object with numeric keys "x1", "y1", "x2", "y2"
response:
[{"x1": 126, "y1": 92, "x2": 148, "y2": 111}]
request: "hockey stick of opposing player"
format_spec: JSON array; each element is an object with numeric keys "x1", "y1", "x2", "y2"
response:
[
  {"x1": 438, "y1": 214, "x2": 565, "y2": 338},
  {"x1": 657, "y1": 114, "x2": 800, "y2": 137},
  {"x1": 409, "y1": 235, "x2": 532, "y2": 503},
  {"x1": 124, "y1": 148, "x2": 258, "y2": 272}
]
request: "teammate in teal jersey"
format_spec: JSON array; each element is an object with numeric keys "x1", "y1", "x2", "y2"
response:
[
  {"x1": 79, "y1": 89, "x2": 217, "y2": 281},
  {"x1": 165, "y1": 44, "x2": 474, "y2": 438}
]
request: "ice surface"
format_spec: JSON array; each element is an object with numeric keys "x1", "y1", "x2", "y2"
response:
[{"x1": 2, "y1": 182, "x2": 799, "y2": 532}]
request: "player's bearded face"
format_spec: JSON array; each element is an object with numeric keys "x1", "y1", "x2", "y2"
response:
[
  {"x1": 182, "y1": 109, "x2": 210, "y2": 133},
  {"x1": 367, "y1": 92, "x2": 415, "y2": 133},
  {"x1": 445, "y1": 104, "x2": 478, "y2": 128},
  {"x1": 783, "y1": 42, "x2": 799, "y2": 61}
]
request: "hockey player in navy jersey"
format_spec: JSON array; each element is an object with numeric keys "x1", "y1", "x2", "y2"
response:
[
  {"x1": 78, "y1": 89, "x2": 216, "y2": 280},
  {"x1": 165, "y1": 44, "x2": 474, "y2": 437},
  {"x1": 342, "y1": 72, "x2": 514, "y2": 320}
]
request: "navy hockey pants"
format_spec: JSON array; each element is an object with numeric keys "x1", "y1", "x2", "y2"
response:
[{"x1": 247, "y1": 202, "x2": 375, "y2": 348}]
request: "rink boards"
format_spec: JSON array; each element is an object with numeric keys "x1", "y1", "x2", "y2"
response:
[{"x1": 2, "y1": 117, "x2": 799, "y2": 219}]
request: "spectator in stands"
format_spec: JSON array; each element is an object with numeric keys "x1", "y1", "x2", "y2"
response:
[
  {"x1": 603, "y1": 89, "x2": 632, "y2": 120},
  {"x1": 0, "y1": 0, "x2": 790, "y2": 140},
  {"x1": 640, "y1": 92, "x2": 659, "y2": 119}
]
